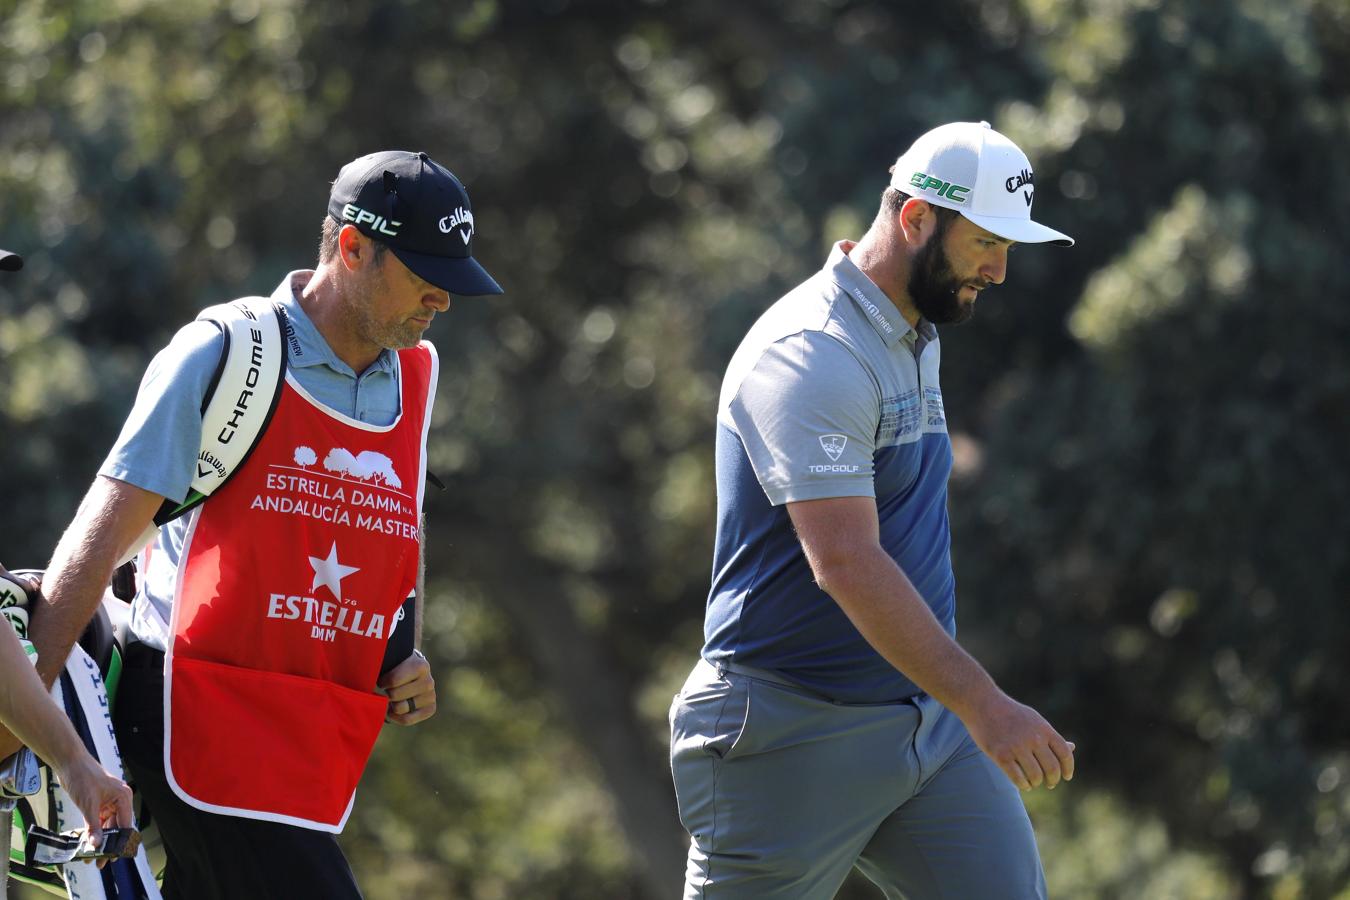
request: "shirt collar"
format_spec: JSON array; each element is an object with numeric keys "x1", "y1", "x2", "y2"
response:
[
  {"x1": 270, "y1": 270, "x2": 396, "y2": 377},
  {"x1": 826, "y1": 241, "x2": 919, "y2": 349}
]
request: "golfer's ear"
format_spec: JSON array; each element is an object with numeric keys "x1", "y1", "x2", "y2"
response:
[{"x1": 898, "y1": 197, "x2": 939, "y2": 247}]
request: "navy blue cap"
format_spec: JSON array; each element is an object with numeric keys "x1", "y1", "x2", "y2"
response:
[
  {"x1": 327, "y1": 151, "x2": 502, "y2": 296},
  {"x1": 0, "y1": 249, "x2": 21, "y2": 272}
]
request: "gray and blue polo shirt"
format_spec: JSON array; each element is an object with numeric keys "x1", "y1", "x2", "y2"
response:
[
  {"x1": 703, "y1": 241, "x2": 955, "y2": 704},
  {"x1": 100, "y1": 271, "x2": 405, "y2": 650}
]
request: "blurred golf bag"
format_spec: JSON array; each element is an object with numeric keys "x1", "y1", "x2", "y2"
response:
[{"x1": 2, "y1": 562, "x2": 164, "y2": 899}]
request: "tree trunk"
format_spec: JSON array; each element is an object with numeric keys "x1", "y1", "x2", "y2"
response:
[{"x1": 492, "y1": 570, "x2": 688, "y2": 899}]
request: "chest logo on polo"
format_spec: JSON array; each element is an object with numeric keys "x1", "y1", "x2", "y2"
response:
[{"x1": 819, "y1": 434, "x2": 848, "y2": 461}]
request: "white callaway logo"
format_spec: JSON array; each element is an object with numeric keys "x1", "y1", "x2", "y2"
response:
[
  {"x1": 438, "y1": 206, "x2": 474, "y2": 245},
  {"x1": 819, "y1": 434, "x2": 848, "y2": 461}
]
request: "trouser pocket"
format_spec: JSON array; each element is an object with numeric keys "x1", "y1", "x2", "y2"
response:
[
  {"x1": 669, "y1": 664, "x2": 752, "y2": 839},
  {"x1": 113, "y1": 660, "x2": 165, "y2": 772}
]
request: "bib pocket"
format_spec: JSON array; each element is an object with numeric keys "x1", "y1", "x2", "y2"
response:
[{"x1": 167, "y1": 655, "x2": 388, "y2": 829}]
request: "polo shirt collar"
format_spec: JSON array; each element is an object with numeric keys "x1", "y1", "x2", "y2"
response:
[
  {"x1": 270, "y1": 270, "x2": 396, "y2": 377},
  {"x1": 826, "y1": 241, "x2": 916, "y2": 349}
]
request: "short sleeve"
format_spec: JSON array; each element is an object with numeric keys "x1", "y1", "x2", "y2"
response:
[
  {"x1": 725, "y1": 331, "x2": 879, "y2": 506},
  {"x1": 98, "y1": 321, "x2": 226, "y2": 503}
]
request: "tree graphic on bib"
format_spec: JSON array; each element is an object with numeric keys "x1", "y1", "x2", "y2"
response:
[
  {"x1": 294, "y1": 445, "x2": 317, "y2": 469},
  {"x1": 320, "y1": 447, "x2": 404, "y2": 488}
]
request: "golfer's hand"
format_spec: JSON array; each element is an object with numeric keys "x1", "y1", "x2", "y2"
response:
[
  {"x1": 378, "y1": 650, "x2": 436, "y2": 726},
  {"x1": 56, "y1": 754, "x2": 134, "y2": 844},
  {"x1": 965, "y1": 692, "x2": 1075, "y2": 791}
]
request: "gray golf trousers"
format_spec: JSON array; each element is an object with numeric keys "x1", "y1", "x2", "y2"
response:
[{"x1": 670, "y1": 659, "x2": 1048, "y2": 899}]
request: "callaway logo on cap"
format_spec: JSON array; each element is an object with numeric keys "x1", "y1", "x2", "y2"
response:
[
  {"x1": 889, "y1": 121, "x2": 1074, "y2": 246},
  {"x1": 0, "y1": 248, "x2": 22, "y2": 272},
  {"x1": 327, "y1": 150, "x2": 503, "y2": 295}
]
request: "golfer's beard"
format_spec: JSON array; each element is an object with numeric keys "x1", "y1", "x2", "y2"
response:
[{"x1": 909, "y1": 238, "x2": 974, "y2": 325}]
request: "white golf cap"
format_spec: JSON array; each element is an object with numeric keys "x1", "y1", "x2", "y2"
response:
[{"x1": 889, "y1": 121, "x2": 1074, "y2": 246}]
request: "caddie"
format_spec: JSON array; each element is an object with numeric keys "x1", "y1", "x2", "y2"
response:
[{"x1": 21, "y1": 153, "x2": 503, "y2": 899}]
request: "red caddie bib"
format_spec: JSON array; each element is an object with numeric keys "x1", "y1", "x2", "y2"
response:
[{"x1": 164, "y1": 344, "x2": 437, "y2": 831}]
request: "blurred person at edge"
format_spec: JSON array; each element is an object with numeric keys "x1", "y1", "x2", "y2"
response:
[
  {"x1": 0, "y1": 567, "x2": 134, "y2": 844},
  {"x1": 12, "y1": 155, "x2": 503, "y2": 899},
  {"x1": 670, "y1": 122, "x2": 1076, "y2": 899},
  {"x1": 0, "y1": 248, "x2": 134, "y2": 843}
]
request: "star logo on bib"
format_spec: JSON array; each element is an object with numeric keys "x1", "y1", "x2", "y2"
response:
[{"x1": 309, "y1": 542, "x2": 360, "y2": 601}]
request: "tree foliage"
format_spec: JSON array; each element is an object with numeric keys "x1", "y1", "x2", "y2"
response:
[{"x1": 2, "y1": 1, "x2": 1347, "y2": 897}]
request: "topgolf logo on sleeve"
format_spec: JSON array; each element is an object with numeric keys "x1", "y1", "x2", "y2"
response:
[
  {"x1": 819, "y1": 434, "x2": 848, "y2": 461},
  {"x1": 809, "y1": 434, "x2": 860, "y2": 474}
]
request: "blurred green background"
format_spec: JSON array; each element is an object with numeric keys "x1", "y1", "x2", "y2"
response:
[{"x1": 2, "y1": 0, "x2": 1348, "y2": 897}]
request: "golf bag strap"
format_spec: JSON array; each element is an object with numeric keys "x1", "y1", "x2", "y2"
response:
[{"x1": 117, "y1": 297, "x2": 288, "y2": 567}]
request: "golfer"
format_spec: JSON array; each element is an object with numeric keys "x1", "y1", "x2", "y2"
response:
[{"x1": 671, "y1": 122, "x2": 1076, "y2": 898}]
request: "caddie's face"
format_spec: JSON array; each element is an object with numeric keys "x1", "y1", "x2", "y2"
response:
[
  {"x1": 909, "y1": 213, "x2": 1013, "y2": 324},
  {"x1": 355, "y1": 249, "x2": 452, "y2": 351}
]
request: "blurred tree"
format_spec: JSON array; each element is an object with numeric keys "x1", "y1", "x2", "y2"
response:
[
  {"x1": 3, "y1": 0, "x2": 1348, "y2": 898},
  {"x1": 948, "y1": 2, "x2": 1350, "y2": 897}
]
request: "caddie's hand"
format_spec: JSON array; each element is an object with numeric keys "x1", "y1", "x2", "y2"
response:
[
  {"x1": 377, "y1": 649, "x2": 436, "y2": 726},
  {"x1": 965, "y1": 691, "x2": 1075, "y2": 791},
  {"x1": 57, "y1": 754, "x2": 134, "y2": 846}
]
